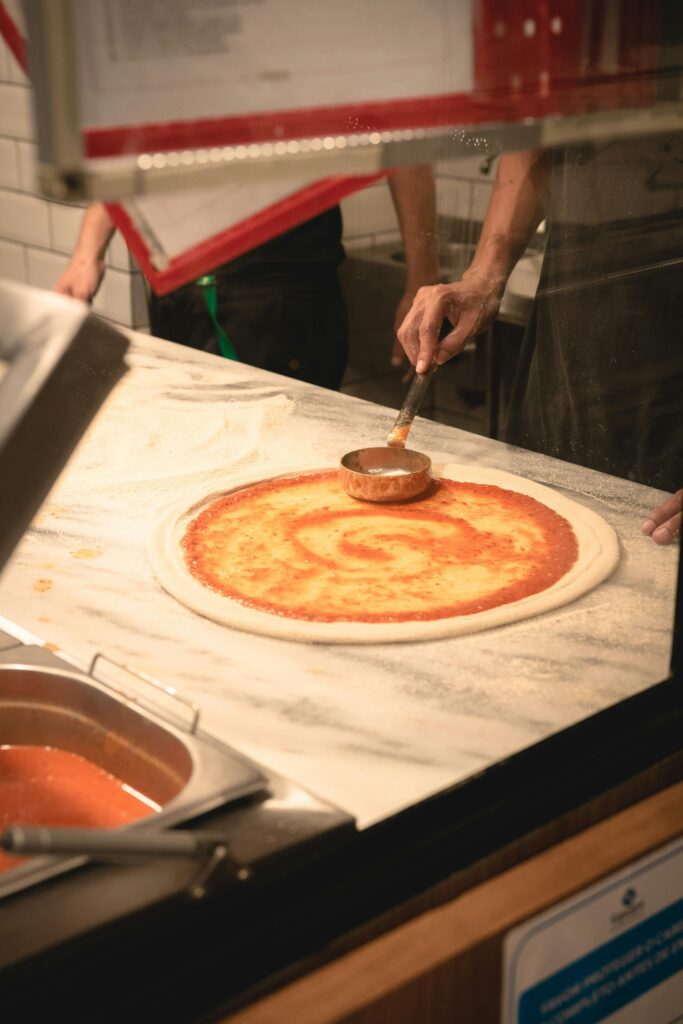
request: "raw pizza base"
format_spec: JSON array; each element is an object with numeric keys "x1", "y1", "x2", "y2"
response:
[{"x1": 148, "y1": 462, "x2": 620, "y2": 644}]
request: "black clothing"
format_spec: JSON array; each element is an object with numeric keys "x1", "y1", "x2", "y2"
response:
[
  {"x1": 504, "y1": 137, "x2": 683, "y2": 493},
  {"x1": 149, "y1": 207, "x2": 348, "y2": 391}
]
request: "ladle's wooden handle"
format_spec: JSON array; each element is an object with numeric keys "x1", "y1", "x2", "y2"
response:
[{"x1": 387, "y1": 365, "x2": 436, "y2": 448}]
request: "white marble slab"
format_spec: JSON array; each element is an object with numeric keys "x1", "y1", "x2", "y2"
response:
[{"x1": 0, "y1": 330, "x2": 678, "y2": 828}]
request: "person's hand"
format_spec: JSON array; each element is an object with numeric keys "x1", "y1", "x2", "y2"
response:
[
  {"x1": 396, "y1": 273, "x2": 503, "y2": 374},
  {"x1": 54, "y1": 253, "x2": 105, "y2": 303},
  {"x1": 641, "y1": 489, "x2": 682, "y2": 545}
]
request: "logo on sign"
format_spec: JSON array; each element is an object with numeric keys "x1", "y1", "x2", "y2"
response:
[
  {"x1": 610, "y1": 886, "x2": 645, "y2": 930},
  {"x1": 622, "y1": 887, "x2": 637, "y2": 907}
]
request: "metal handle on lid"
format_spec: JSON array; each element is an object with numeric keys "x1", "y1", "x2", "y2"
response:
[
  {"x1": 1, "y1": 824, "x2": 204, "y2": 858},
  {"x1": 1, "y1": 825, "x2": 236, "y2": 899},
  {"x1": 88, "y1": 652, "x2": 200, "y2": 734}
]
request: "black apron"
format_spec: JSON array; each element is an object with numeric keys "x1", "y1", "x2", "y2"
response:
[
  {"x1": 504, "y1": 137, "x2": 683, "y2": 493},
  {"x1": 149, "y1": 207, "x2": 348, "y2": 392}
]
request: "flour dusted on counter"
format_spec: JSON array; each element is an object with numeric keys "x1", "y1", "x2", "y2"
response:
[{"x1": 58, "y1": 368, "x2": 295, "y2": 492}]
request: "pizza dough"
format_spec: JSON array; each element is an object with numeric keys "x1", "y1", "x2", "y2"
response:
[{"x1": 148, "y1": 463, "x2": 620, "y2": 643}]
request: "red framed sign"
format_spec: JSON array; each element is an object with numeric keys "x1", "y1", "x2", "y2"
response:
[
  {"x1": 20, "y1": 0, "x2": 664, "y2": 161},
  {"x1": 2, "y1": 1, "x2": 673, "y2": 293},
  {"x1": 106, "y1": 172, "x2": 384, "y2": 296}
]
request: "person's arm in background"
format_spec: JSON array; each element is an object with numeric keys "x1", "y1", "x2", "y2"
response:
[
  {"x1": 54, "y1": 202, "x2": 116, "y2": 301},
  {"x1": 394, "y1": 150, "x2": 676, "y2": 545},
  {"x1": 397, "y1": 150, "x2": 551, "y2": 373},
  {"x1": 387, "y1": 165, "x2": 441, "y2": 370}
]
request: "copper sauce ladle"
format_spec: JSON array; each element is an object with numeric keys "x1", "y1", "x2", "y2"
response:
[{"x1": 340, "y1": 366, "x2": 436, "y2": 503}]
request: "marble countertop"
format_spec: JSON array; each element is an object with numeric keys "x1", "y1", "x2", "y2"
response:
[{"x1": 0, "y1": 330, "x2": 678, "y2": 829}]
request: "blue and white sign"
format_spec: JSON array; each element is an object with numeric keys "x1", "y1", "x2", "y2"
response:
[{"x1": 502, "y1": 834, "x2": 683, "y2": 1023}]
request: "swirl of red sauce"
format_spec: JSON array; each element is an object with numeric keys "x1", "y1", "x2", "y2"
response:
[{"x1": 182, "y1": 472, "x2": 579, "y2": 623}]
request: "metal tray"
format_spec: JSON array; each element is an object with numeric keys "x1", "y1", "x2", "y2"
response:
[{"x1": 0, "y1": 646, "x2": 267, "y2": 898}]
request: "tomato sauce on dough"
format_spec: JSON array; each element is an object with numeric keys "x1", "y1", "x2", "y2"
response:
[
  {"x1": 0, "y1": 745, "x2": 157, "y2": 873},
  {"x1": 181, "y1": 472, "x2": 579, "y2": 624}
]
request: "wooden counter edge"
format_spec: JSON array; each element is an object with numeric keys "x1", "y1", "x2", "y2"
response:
[{"x1": 222, "y1": 778, "x2": 683, "y2": 1024}]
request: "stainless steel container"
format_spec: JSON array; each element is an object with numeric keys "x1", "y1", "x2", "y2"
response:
[{"x1": 0, "y1": 647, "x2": 266, "y2": 898}]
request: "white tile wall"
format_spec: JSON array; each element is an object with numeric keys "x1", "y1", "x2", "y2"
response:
[
  {"x1": 7, "y1": 51, "x2": 28, "y2": 85},
  {"x1": 25, "y1": 246, "x2": 68, "y2": 290},
  {"x1": 0, "y1": 136, "x2": 19, "y2": 188},
  {"x1": 435, "y1": 155, "x2": 497, "y2": 243},
  {"x1": 16, "y1": 139, "x2": 38, "y2": 192},
  {"x1": 339, "y1": 165, "x2": 495, "y2": 252},
  {"x1": 0, "y1": 33, "x2": 147, "y2": 333},
  {"x1": 107, "y1": 229, "x2": 133, "y2": 272},
  {"x1": 0, "y1": 81, "x2": 33, "y2": 139},
  {"x1": 23, "y1": 245, "x2": 149, "y2": 328},
  {"x1": 49, "y1": 202, "x2": 87, "y2": 254},
  {"x1": 0, "y1": 188, "x2": 49, "y2": 246},
  {"x1": 470, "y1": 181, "x2": 495, "y2": 223},
  {"x1": 93, "y1": 267, "x2": 148, "y2": 328},
  {"x1": 340, "y1": 182, "x2": 398, "y2": 239},
  {"x1": 0, "y1": 38, "x2": 9, "y2": 81},
  {"x1": 0, "y1": 237, "x2": 26, "y2": 282},
  {"x1": 436, "y1": 177, "x2": 473, "y2": 221},
  {"x1": 131, "y1": 272, "x2": 149, "y2": 326}
]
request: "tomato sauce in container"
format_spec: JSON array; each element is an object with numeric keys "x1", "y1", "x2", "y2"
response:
[
  {"x1": 0, "y1": 658, "x2": 264, "y2": 897},
  {"x1": 0, "y1": 744, "x2": 159, "y2": 872}
]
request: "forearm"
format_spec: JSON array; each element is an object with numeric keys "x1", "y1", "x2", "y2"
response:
[
  {"x1": 387, "y1": 165, "x2": 440, "y2": 287},
  {"x1": 464, "y1": 150, "x2": 550, "y2": 293},
  {"x1": 395, "y1": 151, "x2": 551, "y2": 371},
  {"x1": 54, "y1": 203, "x2": 115, "y2": 300},
  {"x1": 72, "y1": 202, "x2": 116, "y2": 262}
]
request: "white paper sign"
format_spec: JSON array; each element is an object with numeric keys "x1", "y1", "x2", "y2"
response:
[
  {"x1": 124, "y1": 172, "x2": 322, "y2": 260},
  {"x1": 73, "y1": 0, "x2": 473, "y2": 131},
  {"x1": 502, "y1": 834, "x2": 683, "y2": 1024}
]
